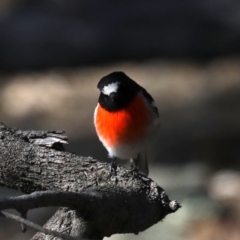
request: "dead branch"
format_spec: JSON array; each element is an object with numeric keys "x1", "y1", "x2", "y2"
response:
[{"x1": 0, "y1": 122, "x2": 180, "y2": 239}]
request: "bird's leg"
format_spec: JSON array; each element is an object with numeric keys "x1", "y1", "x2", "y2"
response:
[
  {"x1": 109, "y1": 157, "x2": 118, "y2": 176},
  {"x1": 130, "y1": 155, "x2": 139, "y2": 175}
]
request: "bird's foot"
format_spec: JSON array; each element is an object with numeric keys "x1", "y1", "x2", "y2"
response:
[
  {"x1": 128, "y1": 166, "x2": 139, "y2": 177},
  {"x1": 108, "y1": 158, "x2": 117, "y2": 178}
]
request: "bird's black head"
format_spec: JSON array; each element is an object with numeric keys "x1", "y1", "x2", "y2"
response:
[{"x1": 97, "y1": 71, "x2": 140, "y2": 111}]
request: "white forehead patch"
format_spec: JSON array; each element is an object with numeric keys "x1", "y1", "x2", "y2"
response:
[{"x1": 102, "y1": 82, "x2": 119, "y2": 95}]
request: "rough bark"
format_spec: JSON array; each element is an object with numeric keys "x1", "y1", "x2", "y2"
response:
[{"x1": 0, "y1": 122, "x2": 180, "y2": 239}]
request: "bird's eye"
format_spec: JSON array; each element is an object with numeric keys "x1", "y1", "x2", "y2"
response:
[{"x1": 109, "y1": 92, "x2": 117, "y2": 100}]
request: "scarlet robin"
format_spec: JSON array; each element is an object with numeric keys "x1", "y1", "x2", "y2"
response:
[{"x1": 94, "y1": 71, "x2": 159, "y2": 176}]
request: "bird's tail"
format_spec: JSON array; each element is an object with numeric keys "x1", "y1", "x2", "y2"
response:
[{"x1": 137, "y1": 152, "x2": 149, "y2": 176}]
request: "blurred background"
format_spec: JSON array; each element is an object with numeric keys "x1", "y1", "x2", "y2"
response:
[{"x1": 0, "y1": 0, "x2": 240, "y2": 239}]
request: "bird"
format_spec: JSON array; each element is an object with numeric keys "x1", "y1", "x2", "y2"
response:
[{"x1": 94, "y1": 71, "x2": 160, "y2": 176}]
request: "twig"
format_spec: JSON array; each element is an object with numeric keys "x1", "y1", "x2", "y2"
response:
[{"x1": 0, "y1": 210, "x2": 78, "y2": 240}]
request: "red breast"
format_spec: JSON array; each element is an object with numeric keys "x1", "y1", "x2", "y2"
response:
[{"x1": 95, "y1": 93, "x2": 151, "y2": 147}]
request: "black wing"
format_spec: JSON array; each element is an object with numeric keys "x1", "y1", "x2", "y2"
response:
[{"x1": 140, "y1": 87, "x2": 159, "y2": 117}]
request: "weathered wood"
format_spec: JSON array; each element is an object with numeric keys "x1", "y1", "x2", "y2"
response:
[{"x1": 0, "y1": 122, "x2": 180, "y2": 239}]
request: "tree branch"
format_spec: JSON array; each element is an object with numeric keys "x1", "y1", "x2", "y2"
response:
[
  {"x1": 0, "y1": 122, "x2": 181, "y2": 239},
  {"x1": 0, "y1": 190, "x2": 180, "y2": 221},
  {"x1": 0, "y1": 190, "x2": 99, "y2": 211}
]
